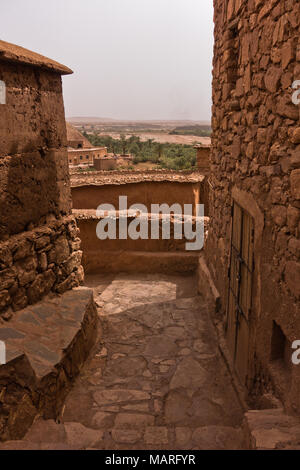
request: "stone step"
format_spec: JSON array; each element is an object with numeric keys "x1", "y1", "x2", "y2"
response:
[
  {"x1": 0, "y1": 287, "x2": 97, "y2": 441},
  {"x1": 243, "y1": 409, "x2": 300, "y2": 450}
]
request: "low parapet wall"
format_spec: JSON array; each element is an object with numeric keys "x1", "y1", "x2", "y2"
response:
[
  {"x1": 71, "y1": 170, "x2": 209, "y2": 217},
  {"x1": 71, "y1": 171, "x2": 209, "y2": 275},
  {"x1": 74, "y1": 209, "x2": 209, "y2": 274}
]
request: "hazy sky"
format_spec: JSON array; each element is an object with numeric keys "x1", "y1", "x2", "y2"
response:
[{"x1": 1, "y1": 0, "x2": 214, "y2": 121}]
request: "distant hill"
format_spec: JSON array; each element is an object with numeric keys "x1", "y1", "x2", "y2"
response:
[
  {"x1": 67, "y1": 117, "x2": 118, "y2": 124},
  {"x1": 67, "y1": 117, "x2": 211, "y2": 127}
]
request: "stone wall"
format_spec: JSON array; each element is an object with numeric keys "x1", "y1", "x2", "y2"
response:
[
  {"x1": 209, "y1": 0, "x2": 300, "y2": 412},
  {"x1": 0, "y1": 215, "x2": 84, "y2": 318}
]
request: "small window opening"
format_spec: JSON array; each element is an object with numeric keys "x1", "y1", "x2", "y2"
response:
[
  {"x1": 226, "y1": 25, "x2": 239, "y2": 96},
  {"x1": 269, "y1": 321, "x2": 292, "y2": 398},
  {"x1": 0, "y1": 81, "x2": 6, "y2": 104},
  {"x1": 271, "y1": 322, "x2": 285, "y2": 362}
]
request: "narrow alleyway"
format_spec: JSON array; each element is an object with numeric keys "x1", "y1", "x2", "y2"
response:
[{"x1": 1, "y1": 274, "x2": 245, "y2": 450}]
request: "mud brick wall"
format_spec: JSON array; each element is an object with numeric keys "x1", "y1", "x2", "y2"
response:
[
  {"x1": 74, "y1": 210, "x2": 209, "y2": 274},
  {"x1": 209, "y1": 0, "x2": 300, "y2": 412},
  {"x1": 196, "y1": 147, "x2": 211, "y2": 173},
  {"x1": 93, "y1": 157, "x2": 118, "y2": 171},
  {"x1": 0, "y1": 61, "x2": 71, "y2": 240},
  {"x1": 0, "y1": 50, "x2": 83, "y2": 317},
  {"x1": 71, "y1": 181, "x2": 203, "y2": 217},
  {"x1": 0, "y1": 216, "x2": 84, "y2": 318}
]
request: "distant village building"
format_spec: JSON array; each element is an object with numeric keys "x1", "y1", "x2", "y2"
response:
[
  {"x1": 66, "y1": 122, "x2": 94, "y2": 149},
  {"x1": 93, "y1": 154, "x2": 134, "y2": 170},
  {"x1": 66, "y1": 123, "x2": 133, "y2": 169},
  {"x1": 68, "y1": 147, "x2": 108, "y2": 166},
  {"x1": 93, "y1": 154, "x2": 117, "y2": 170},
  {"x1": 117, "y1": 154, "x2": 134, "y2": 167},
  {"x1": 67, "y1": 123, "x2": 108, "y2": 167}
]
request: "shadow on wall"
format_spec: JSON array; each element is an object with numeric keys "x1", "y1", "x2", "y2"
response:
[{"x1": 0, "y1": 149, "x2": 70, "y2": 240}]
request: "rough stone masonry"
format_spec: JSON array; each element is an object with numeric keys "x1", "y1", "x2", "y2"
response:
[
  {"x1": 206, "y1": 0, "x2": 300, "y2": 413},
  {"x1": 0, "y1": 40, "x2": 84, "y2": 318}
]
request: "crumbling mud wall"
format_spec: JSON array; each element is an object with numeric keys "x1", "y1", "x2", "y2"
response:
[
  {"x1": 0, "y1": 41, "x2": 83, "y2": 317},
  {"x1": 208, "y1": 0, "x2": 300, "y2": 412}
]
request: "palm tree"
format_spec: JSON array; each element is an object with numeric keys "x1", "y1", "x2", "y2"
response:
[
  {"x1": 158, "y1": 143, "x2": 163, "y2": 160},
  {"x1": 147, "y1": 138, "x2": 154, "y2": 148},
  {"x1": 120, "y1": 133, "x2": 127, "y2": 155}
]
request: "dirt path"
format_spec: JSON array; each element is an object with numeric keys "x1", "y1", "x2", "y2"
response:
[{"x1": 0, "y1": 274, "x2": 245, "y2": 450}]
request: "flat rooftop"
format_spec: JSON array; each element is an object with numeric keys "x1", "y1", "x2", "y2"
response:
[
  {"x1": 70, "y1": 170, "x2": 205, "y2": 188},
  {"x1": 68, "y1": 147, "x2": 107, "y2": 152}
]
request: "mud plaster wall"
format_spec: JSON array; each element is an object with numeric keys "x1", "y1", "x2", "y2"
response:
[
  {"x1": 71, "y1": 181, "x2": 203, "y2": 217},
  {"x1": 196, "y1": 147, "x2": 211, "y2": 172},
  {"x1": 76, "y1": 215, "x2": 208, "y2": 274},
  {"x1": 93, "y1": 158, "x2": 118, "y2": 171},
  {"x1": 208, "y1": 0, "x2": 300, "y2": 412},
  {"x1": 0, "y1": 61, "x2": 71, "y2": 239},
  {"x1": 72, "y1": 178, "x2": 207, "y2": 274},
  {"x1": 0, "y1": 60, "x2": 83, "y2": 317}
]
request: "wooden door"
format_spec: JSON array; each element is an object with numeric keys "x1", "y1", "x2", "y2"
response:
[{"x1": 226, "y1": 201, "x2": 254, "y2": 385}]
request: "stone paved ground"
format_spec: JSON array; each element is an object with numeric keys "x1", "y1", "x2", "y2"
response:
[{"x1": 0, "y1": 274, "x2": 245, "y2": 450}]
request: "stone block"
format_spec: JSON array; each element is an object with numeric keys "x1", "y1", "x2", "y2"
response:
[
  {"x1": 285, "y1": 261, "x2": 300, "y2": 298},
  {"x1": 0, "y1": 290, "x2": 11, "y2": 311},
  {"x1": 291, "y1": 170, "x2": 300, "y2": 200},
  {"x1": 291, "y1": 128, "x2": 300, "y2": 144},
  {"x1": 0, "y1": 267, "x2": 17, "y2": 290},
  {"x1": 54, "y1": 236, "x2": 70, "y2": 265},
  {"x1": 0, "y1": 287, "x2": 96, "y2": 440},
  {"x1": 271, "y1": 205, "x2": 287, "y2": 227},
  {"x1": 288, "y1": 238, "x2": 300, "y2": 258},
  {"x1": 287, "y1": 205, "x2": 300, "y2": 230},
  {"x1": 27, "y1": 270, "x2": 56, "y2": 304}
]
